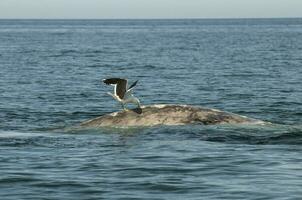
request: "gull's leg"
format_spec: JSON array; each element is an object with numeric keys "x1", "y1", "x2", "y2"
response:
[{"x1": 121, "y1": 102, "x2": 126, "y2": 111}]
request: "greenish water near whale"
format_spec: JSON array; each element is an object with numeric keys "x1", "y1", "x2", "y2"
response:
[{"x1": 0, "y1": 18, "x2": 302, "y2": 199}]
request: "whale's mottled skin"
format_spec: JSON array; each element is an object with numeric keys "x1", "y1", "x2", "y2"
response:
[{"x1": 80, "y1": 104, "x2": 266, "y2": 128}]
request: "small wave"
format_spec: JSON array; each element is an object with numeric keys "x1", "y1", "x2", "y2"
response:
[
  {"x1": 142, "y1": 64, "x2": 157, "y2": 69},
  {"x1": 48, "y1": 49, "x2": 115, "y2": 58},
  {"x1": 89, "y1": 50, "x2": 106, "y2": 54},
  {"x1": 60, "y1": 49, "x2": 77, "y2": 54},
  {"x1": 86, "y1": 64, "x2": 103, "y2": 68},
  {"x1": 0, "y1": 176, "x2": 42, "y2": 184},
  {"x1": 193, "y1": 124, "x2": 302, "y2": 145},
  {"x1": 31, "y1": 180, "x2": 91, "y2": 188},
  {"x1": 264, "y1": 128, "x2": 302, "y2": 145},
  {"x1": 48, "y1": 49, "x2": 78, "y2": 57},
  {"x1": 50, "y1": 32, "x2": 68, "y2": 36}
]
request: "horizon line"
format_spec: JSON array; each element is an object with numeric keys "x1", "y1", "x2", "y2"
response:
[{"x1": 0, "y1": 17, "x2": 302, "y2": 20}]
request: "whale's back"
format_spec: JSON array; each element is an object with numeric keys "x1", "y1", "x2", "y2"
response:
[{"x1": 80, "y1": 104, "x2": 265, "y2": 128}]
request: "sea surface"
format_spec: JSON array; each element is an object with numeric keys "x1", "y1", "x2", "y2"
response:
[{"x1": 0, "y1": 18, "x2": 302, "y2": 200}]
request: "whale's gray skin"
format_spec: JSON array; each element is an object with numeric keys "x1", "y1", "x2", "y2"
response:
[{"x1": 80, "y1": 104, "x2": 266, "y2": 128}]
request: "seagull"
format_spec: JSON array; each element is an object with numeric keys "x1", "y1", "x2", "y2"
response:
[{"x1": 103, "y1": 78, "x2": 141, "y2": 110}]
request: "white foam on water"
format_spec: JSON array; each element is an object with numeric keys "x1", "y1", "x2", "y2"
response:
[{"x1": 0, "y1": 131, "x2": 44, "y2": 138}]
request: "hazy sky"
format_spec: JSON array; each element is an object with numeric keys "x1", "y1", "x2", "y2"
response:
[{"x1": 0, "y1": 0, "x2": 301, "y2": 19}]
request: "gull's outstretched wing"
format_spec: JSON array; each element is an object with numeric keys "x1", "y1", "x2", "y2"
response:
[
  {"x1": 127, "y1": 80, "x2": 138, "y2": 91},
  {"x1": 103, "y1": 78, "x2": 127, "y2": 99}
]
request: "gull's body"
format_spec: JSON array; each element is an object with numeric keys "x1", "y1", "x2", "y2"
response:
[{"x1": 103, "y1": 78, "x2": 141, "y2": 110}]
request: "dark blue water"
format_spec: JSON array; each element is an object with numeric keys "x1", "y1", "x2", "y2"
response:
[{"x1": 1, "y1": 19, "x2": 302, "y2": 200}]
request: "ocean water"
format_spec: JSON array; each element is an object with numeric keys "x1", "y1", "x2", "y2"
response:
[{"x1": 0, "y1": 19, "x2": 302, "y2": 199}]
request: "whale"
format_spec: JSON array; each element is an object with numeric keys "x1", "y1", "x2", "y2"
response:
[{"x1": 80, "y1": 104, "x2": 266, "y2": 128}]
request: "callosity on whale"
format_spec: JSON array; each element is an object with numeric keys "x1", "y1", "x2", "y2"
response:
[{"x1": 80, "y1": 104, "x2": 266, "y2": 127}]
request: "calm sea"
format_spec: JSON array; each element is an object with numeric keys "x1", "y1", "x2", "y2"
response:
[{"x1": 0, "y1": 19, "x2": 302, "y2": 200}]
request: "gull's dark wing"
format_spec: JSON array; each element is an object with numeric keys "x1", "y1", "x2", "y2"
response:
[
  {"x1": 103, "y1": 78, "x2": 127, "y2": 99},
  {"x1": 116, "y1": 79, "x2": 127, "y2": 99},
  {"x1": 103, "y1": 78, "x2": 122, "y2": 85}
]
